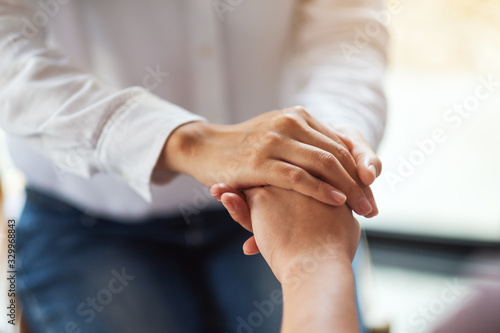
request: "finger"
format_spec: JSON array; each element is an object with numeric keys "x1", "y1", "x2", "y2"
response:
[
  {"x1": 303, "y1": 119, "x2": 378, "y2": 188},
  {"x1": 362, "y1": 185, "x2": 379, "y2": 218},
  {"x1": 242, "y1": 236, "x2": 260, "y2": 255},
  {"x1": 294, "y1": 128, "x2": 359, "y2": 180},
  {"x1": 294, "y1": 126, "x2": 378, "y2": 216},
  {"x1": 210, "y1": 183, "x2": 226, "y2": 201},
  {"x1": 286, "y1": 106, "x2": 349, "y2": 148},
  {"x1": 325, "y1": 127, "x2": 381, "y2": 215},
  {"x1": 220, "y1": 192, "x2": 252, "y2": 232},
  {"x1": 272, "y1": 143, "x2": 373, "y2": 216},
  {"x1": 264, "y1": 161, "x2": 348, "y2": 207},
  {"x1": 290, "y1": 120, "x2": 367, "y2": 193},
  {"x1": 263, "y1": 108, "x2": 371, "y2": 212},
  {"x1": 277, "y1": 107, "x2": 350, "y2": 153},
  {"x1": 305, "y1": 115, "x2": 352, "y2": 151},
  {"x1": 335, "y1": 130, "x2": 354, "y2": 152},
  {"x1": 338, "y1": 129, "x2": 383, "y2": 186},
  {"x1": 210, "y1": 183, "x2": 241, "y2": 201},
  {"x1": 354, "y1": 148, "x2": 382, "y2": 186}
]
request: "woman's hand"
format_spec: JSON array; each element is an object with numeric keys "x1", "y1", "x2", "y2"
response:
[
  {"x1": 158, "y1": 106, "x2": 375, "y2": 216},
  {"x1": 335, "y1": 127, "x2": 382, "y2": 189},
  {"x1": 209, "y1": 125, "x2": 381, "y2": 253},
  {"x1": 242, "y1": 187, "x2": 360, "y2": 333},
  {"x1": 243, "y1": 186, "x2": 360, "y2": 283}
]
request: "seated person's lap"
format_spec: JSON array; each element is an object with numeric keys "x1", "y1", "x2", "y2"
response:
[
  {"x1": 16, "y1": 188, "x2": 367, "y2": 333},
  {"x1": 16, "y1": 189, "x2": 282, "y2": 333}
]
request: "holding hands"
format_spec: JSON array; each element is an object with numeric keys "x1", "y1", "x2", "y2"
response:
[
  {"x1": 204, "y1": 107, "x2": 381, "y2": 255},
  {"x1": 159, "y1": 106, "x2": 381, "y2": 217},
  {"x1": 239, "y1": 187, "x2": 361, "y2": 332},
  {"x1": 242, "y1": 186, "x2": 360, "y2": 281},
  {"x1": 160, "y1": 105, "x2": 381, "y2": 332}
]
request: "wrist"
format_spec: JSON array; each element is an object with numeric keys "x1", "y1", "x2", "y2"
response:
[
  {"x1": 157, "y1": 121, "x2": 212, "y2": 175},
  {"x1": 279, "y1": 250, "x2": 352, "y2": 290}
]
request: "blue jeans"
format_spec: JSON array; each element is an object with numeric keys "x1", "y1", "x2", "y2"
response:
[{"x1": 16, "y1": 188, "x2": 367, "y2": 333}]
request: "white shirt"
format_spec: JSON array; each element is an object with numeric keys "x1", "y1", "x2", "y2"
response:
[{"x1": 0, "y1": 0, "x2": 388, "y2": 222}]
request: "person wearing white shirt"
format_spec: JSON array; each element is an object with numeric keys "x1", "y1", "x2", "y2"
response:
[{"x1": 1, "y1": 0, "x2": 387, "y2": 332}]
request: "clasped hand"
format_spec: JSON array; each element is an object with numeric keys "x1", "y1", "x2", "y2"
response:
[
  {"x1": 158, "y1": 105, "x2": 381, "y2": 263},
  {"x1": 161, "y1": 106, "x2": 381, "y2": 216}
]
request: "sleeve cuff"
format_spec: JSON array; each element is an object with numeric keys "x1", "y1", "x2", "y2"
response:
[{"x1": 96, "y1": 87, "x2": 206, "y2": 202}]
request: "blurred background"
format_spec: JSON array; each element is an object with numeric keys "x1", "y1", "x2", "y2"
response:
[
  {"x1": 357, "y1": 0, "x2": 500, "y2": 332},
  {"x1": 1, "y1": 0, "x2": 500, "y2": 332},
  {"x1": 365, "y1": 0, "x2": 500, "y2": 243}
]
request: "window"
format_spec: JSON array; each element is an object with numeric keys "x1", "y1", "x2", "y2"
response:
[{"x1": 360, "y1": 0, "x2": 500, "y2": 242}]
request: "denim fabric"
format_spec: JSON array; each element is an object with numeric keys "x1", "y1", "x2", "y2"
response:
[{"x1": 16, "y1": 188, "x2": 367, "y2": 333}]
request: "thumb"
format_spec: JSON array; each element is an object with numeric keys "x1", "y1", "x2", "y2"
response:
[
  {"x1": 338, "y1": 129, "x2": 382, "y2": 186},
  {"x1": 242, "y1": 236, "x2": 260, "y2": 255},
  {"x1": 220, "y1": 192, "x2": 252, "y2": 232}
]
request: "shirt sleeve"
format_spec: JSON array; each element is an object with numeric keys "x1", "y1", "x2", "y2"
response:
[
  {"x1": 0, "y1": 0, "x2": 205, "y2": 202},
  {"x1": 282, "y1": 0, "x2": 389, "y2": 149}
]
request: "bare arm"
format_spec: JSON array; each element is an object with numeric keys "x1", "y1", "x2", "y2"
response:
[
  {"x1": 242, "y1": 186, "x2": 361, "y2": 333},
  {"x1": 281, "y1": 259, "x2": 357, "y2": 333}
]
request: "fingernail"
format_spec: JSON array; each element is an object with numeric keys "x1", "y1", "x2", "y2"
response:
[
  {"x1": 368, "y1": 164, "x2": 377, "y2": 179},
  {"x1": 331, "y1": 190, "x2": 347, "y2": 204},
  {"x1": 358, "y1": 198, "x2": 373, "y2": 215},
  {"x1": 222, "y1": 200, "x2": 235, "y2": 214},
  {"x1": 210, "y1": 188, "x2": 219, "y2": 198},
  {"x1": 368, "y1": 196, "x2": 378, "y2": 217}
]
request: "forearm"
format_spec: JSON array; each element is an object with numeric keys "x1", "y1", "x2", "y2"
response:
[
  {"x1": 243, "y1": 186, "x2": 361, "y2": 332},
  {"x1": 281, "y1": 258, "x2": 358, "y2": 333}
]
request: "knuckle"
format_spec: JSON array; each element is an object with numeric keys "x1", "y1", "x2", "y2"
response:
[
  {"x1": 342, "y1": 137, "x2": 354, "y2": 150},
  {"x1": 314, "y1": 179, "x2": 327, "y2": 194},
  {"x1": 250, "y1": 189, "x2": 266, "y2": 203},
  {"x1": 336, "y1": 146, "x2": 352, "y2": 162},
  {"x1": 246, "y1": 146, "x2": 264, "y2": 169},
  {"x1": 286, "y1": 168, "x2": 306, "y2": 185},
  {"x1": 291, "y1": 105, "x2": 309, "y2": 118},
  {"x1": 313, "y1": 150, "x2": 335, "y2": 170},
  {"x1": 249, "y1": 153, "x2": 264, "y2": 170},
  {"x1": 248, "y1": 186, "x2": 274, "y2": 204},
  {"x1": 262, "y1": 131, "x2": 281, "y2": 146},
  {"x1": 275, "y1": 113, "x2": 301, "y2": 130},
  {"x1": 336, "y1": 147, "x2": 356, "y2": 167}
]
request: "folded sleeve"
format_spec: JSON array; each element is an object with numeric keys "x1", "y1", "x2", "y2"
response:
[
  {"x1": 282, "y1": 0, "x2": 389, "y2": 149},
  {"x1": 0, "y1": 0, "x2": 205, "y2": 201}
]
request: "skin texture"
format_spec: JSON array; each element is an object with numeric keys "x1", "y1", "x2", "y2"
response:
[
  {"x1": 157, "y1": 106, "x2": 380, "y2": 217},
  {"x1": 207, "y1": 117, "x2": 382, "y2": 254},
  {"x1": 154, "y1": 106, "x2": 381, "y2": 331},
  {"x1": 207, "y1": 118, "x2": 381, "y2": 254},
  {"x1": 244, "y1": 186, "x2": 361, "y2": 333}
]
